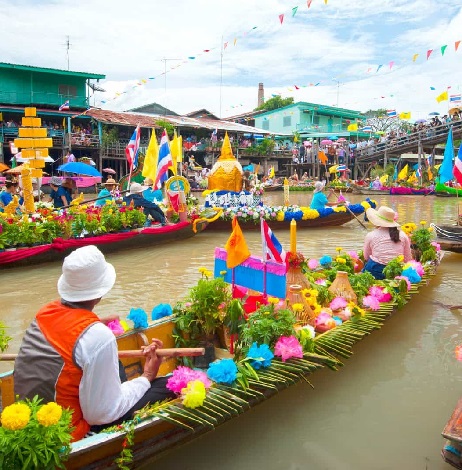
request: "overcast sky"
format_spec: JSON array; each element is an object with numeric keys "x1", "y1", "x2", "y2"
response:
[{"x1": 2, "y1": 0, "x2": 461, "y2": 120}]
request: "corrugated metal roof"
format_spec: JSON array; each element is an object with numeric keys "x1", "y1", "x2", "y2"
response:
[
  {"x1": 85, "y1": 108, "x2": 272, "y2": 134},
  {"x1": 0, "y1": 62, "x2": 105, "y2": 79}
]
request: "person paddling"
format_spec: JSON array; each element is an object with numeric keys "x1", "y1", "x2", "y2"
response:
[{"x1": 14, "y1": 245, "x2": 175, "y2": 441}]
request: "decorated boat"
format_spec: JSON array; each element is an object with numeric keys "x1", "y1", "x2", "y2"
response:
[
  {"x1": 435, "y1": 182, "x2": 462, "y2": 197},
  {"x1": 431, "y1": 223, "x2": 462, "y2": 253},
  {"x1": 0, "y1": 221, "x2": 441, "y2": 469},
  {"x1": 352, "y1": 185, "x2": 433, "y2": 196},
  {"x1": 442, "y1": 396, "x2": 462, "y2": 468}
]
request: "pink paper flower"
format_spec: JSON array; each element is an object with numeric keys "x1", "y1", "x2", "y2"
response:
[
  {"x1": 107, "y1": 319, "x2": 125, "y2": 335},
  {"x1": 274, "y1": 335, "x2": 304, "y2": 362},
  {"x1": 329, "y1": 296, "x2": 348, "y2": 311},
  {"x1": 308, "y1": 258, "x2": 319, "y2": 270},
  {"x1": 395, "y1": 275, "x2": 411, "y2": 291},
  {"x1": 368, "y1": 286, "x2": 392, "y2": 302},
  {"x1": 315, "y1": 312, "x2": 332, "y2": 326},
  {"x1": 347, "y1": 250, "x2": 359, "y2": 259},
  {"x1": 431, "y1": 241, "x2": 441, "y2": 252},
  {"x1": 404, "y1": 260, "x2": 424, "y2": 276},
  {"x1": 166, "y1": 366, "x2": 212, "y2": 394},
  {"x1": 362, "y1": 295, "x2": 380, "y2": 311},
  {"x1": 315, "y1": 278, "x2": 327, "y2": 286}
]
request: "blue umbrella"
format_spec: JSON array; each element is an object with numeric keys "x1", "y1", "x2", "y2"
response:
[{"x1": 58, "y1": 162, "x2": 102, "y2": 177}]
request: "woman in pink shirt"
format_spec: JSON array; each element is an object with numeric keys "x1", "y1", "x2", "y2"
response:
[{"x1": 363, "y1": 205, "x2": 412, "y2": 280}]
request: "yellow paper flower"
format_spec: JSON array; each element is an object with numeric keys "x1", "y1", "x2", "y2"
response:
[
  {"x1": 397, "y1": 255, "x2": 404, "y2": 262},
  {"x1": 360, "y1": 201, "x2": 371, "y2": 210},
  {"x1": 301, "y1": 208, "x2": 320, "y2": 220},
  {"x1": 119, "y1": 319, "x2": 131, "y2": 332},
  {"x1": 1, "y1": 403, "x2": 31, "y2": 430},
  {"x1": 182, "y1": 380, "x2": 206, "y2": 409},
  {"x1": 36, "y1": 402, "x2": 62, "y2": 427},
  {"x1": 276, "y1": 211, "x2": 285, "y2": 222}
]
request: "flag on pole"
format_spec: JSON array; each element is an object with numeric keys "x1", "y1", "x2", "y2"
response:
[
  {"x1": 397, "y1": 164, "x2": 409, "y2": 180},
  {"x1": 362, "y1": 125, "x2": 372, "y2": 132},
  {"x1": 225, "y1": 217, "x2": 251, "y2": 268},
  {"x1": 347, "y1": 123, "x2": 358, "y2": 132},
  {"x1": 59, "y1": 100, "x2": 70, "y2": 111},
  {"x1": 415, "y1": 166, "x2": 422, "y2": 178},
  {"x1": 450, "y1": 94, "x2": 462, "y2": 103},
  {"x1": 142, "y1": 131, "x2": 159, "y2": 181},
  {"x1": 399, "y1": 111, "x2": 411, "y2": 120},
  {"x1": 125, "y1": 125, "x2": 141, "y2": 169},
  {"x1": 439, "y1": 127, "x2": 454, "y2": 184},
  {"x1": 453, "y1": 144, "x2": 462, "y2": 185},
  {"x1": 386, "y1": 109, "x2": 397, "y2": 117},
  {"x1": 268, "y1": 166, "x2": 275, "y2": 178},
  {"x1": 261, "y1": 219, "x2": 286, "y2": 263},
  {"x1": 211, "y1": 128, "x2": 218, "y2": 144},
  {"x1": 154, "y1": 129, "x2": 173, "y2": 189},
  {"x1": 436, "y1": 90, "x2": 449, "y2": 103},
  {"x1": 170, "y1": 130, "x2": 182, "y2": 176}
]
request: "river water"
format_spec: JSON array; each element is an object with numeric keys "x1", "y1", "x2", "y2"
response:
[{"x1": 1, "y1": 192, "x2": 461, "y2": 469}]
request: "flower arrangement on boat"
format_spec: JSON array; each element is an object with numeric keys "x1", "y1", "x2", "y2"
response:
[
  {"x1": 0, "y1": 396, "x2": 73, "y2": 469},
  {"x1": 201, "y1": 198, "x2": 377, "y2": 224}
]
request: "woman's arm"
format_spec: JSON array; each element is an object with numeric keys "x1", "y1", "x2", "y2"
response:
[{"x1": 363, "y1": 232, "x2": 372, "y2": 261}]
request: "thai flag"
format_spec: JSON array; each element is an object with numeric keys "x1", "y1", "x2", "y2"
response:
[
  {"x1": 416, "y1": 166, "x2": 421, "y2": 178},
  {"x1": 450, "y1": 94, "x2": 462, "y2": 103},
  {"x1": 261, "y1": 219, "x2": 286, "y2": 264},
  {"x1": 125, "y1": 125, "x2": 141, "y2": 169},
  {"x1": 59, "y1": 100, "x2": 70, "y2": 111},
  {"x1": 453, "y1": 145, "x2": 462, "y2": 185},
  {"x1": 337, "y1": 164, "x2": 347, "y2": 171},
  {"x1": 362, "y1": 126, "x2": 372, "y2": 132},
  {"x1": 211, "y1": 128, "x2": 218, "y2": 144},
  {"x1": 387, "y1": 109, "x2": 397, "y2": 117},
  {"x1": 154, "y1": 129, "x2": 173, "y2": 189}
]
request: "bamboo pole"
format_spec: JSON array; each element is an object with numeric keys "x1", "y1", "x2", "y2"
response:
[{"x1": 0, "y1": 347, "x2": 205, "y2": 361}]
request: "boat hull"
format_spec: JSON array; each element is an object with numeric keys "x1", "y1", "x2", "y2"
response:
[
  {"x1": 432, "y1": 224, "x2": 462, "y2": 253},
  {"x1": 205, "y1": 211, "x2": 355, "y2": 231},
  {"x1": 0, "y1": 221, "x2": 207, "y2": 269}
]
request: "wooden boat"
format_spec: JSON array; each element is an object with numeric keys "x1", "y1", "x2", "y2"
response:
[
  {"x1": 0, "y1": 260, "x2": 440, "y2": 469},
  {"x1": 0, "y1": 221, "x2": 208, "y2": 269},
  {"x1": 441, "y1": 397, "x2": 462, "y2": 468},
  {"x1": 263, "y1": 183, "x2": 283, "y2": 191},
  {"x1": 432, "y1": 223, "x2": 462, "y2": 253},
  {"x1": 351, "y1": 185, "x2": 390, "y2": 196},
  {"x1": 204, "y1": 210, "x2": 356, "y2": 231}
]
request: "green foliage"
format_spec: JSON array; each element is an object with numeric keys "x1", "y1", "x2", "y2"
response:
[
  {"x1": 0, "y1": 396, "x2": 73, "y2": 470},
  {"x1": 224, "y1": 298, "x2": 246, "y2": 335},
  {"x1": 254, "y1": 138, "x2": 275, "y2": 156},
  {"x1": 382, "y1": 256, "x2": 404, "y2": 279},
  {"x1": 101, "y1": 126, "x2": 119, "y2": 146},
  {"x1": 348, "y1": 271, "x2": 376, "y2": 299},
  {"x1": 255, "y1": 96, "x2": 294, "y2": 112},
  {"x1": 0, "y1": 321, "x2": 11, "y2": 352},
  {"x1": 154, "y1": 120, "x2": 174, "y2": 137},
  {"x1": 239, "y1": 304, "x2": 296, "y2": 350}
]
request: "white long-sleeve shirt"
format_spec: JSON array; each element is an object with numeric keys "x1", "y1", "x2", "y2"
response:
[{"x1": 74, "y1": 323, "x2": 150, "y2": 425}]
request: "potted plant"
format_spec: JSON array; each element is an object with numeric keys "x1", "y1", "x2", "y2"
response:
[{"x1": 173, "y1": 268, "x2": 232, "y2": 367}]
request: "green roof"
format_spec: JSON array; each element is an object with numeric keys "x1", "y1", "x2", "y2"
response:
[
  {"x1": 255, "y1": 101, "x2": 364, "y2": 119},
  {"x1": 0, "y1": 62, "x2": 105, "y2": 80}
]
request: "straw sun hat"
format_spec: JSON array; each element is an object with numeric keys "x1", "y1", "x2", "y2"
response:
[
  {"x1": 365, "y1": 206, "x2": 400, "y2": 228},
  {"x1": 58, "y1": 246, "x2": 116, "y2": 302},
  {"x1": 103, "y1": 178, "x2": 117, "y2": 186},
  {"x1": 313, "y1": 181, "x2": 325, "y2": 193}
]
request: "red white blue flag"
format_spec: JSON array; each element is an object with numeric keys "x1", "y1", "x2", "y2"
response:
[
  {"x1": 453, "y1": 144, "x2": 462, "y2": 185},
  {"x1": 261, "y1": 219, "x2": 286, "y2": 264},
  {"x1": 387, "y1": 109, "x2": 397, "y2": 117},
  {"x1": 59, "y1": 100, "x2": 70, "y2": 111},
  {"x1": 154, "y1": 129, "x2": 173, "y2": 189},
  {"x1": 125, "y1": 125, "x2": 141, "y2": 169}
]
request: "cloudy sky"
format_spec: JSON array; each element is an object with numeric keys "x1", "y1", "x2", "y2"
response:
[{"x1": 2, "y1": 0, "x2": 462, "y2": 120}]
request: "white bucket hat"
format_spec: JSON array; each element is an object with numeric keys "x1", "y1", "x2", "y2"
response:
[
  {"x1": 313, "y1": 181, "x2": 325, "y2": 193},
  {"x1": 129, "y1": 182, "x2": 144, "y2": 195},
  {"x1": 366, "y1": 206, "x2": 400, "y2": 228},
  {"x1": 50, "y1": 176, "x2": 62, "y2": 186},
  {"x1": 58, "y1": 245, "x2": 116, "y2": 302}
]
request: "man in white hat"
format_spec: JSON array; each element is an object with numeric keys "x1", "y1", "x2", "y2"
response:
[
  {"x1": 309, "y1": 181, "x2": 335, "y2": 211},
  {"x1": 363, "y1": 205, "x2": 412, "y2": 279},
  {"x1": 14, "y1": 245, "x2": 175, "y2": 441},
  {"x1": 123, "y1": 182, "x2": 166, "y2": 226}
]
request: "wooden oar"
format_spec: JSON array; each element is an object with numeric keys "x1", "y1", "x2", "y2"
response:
[
  {"x1": 329, "y1": 189, "x2": 368, "y2": 230},
  {"x1": 53, "y1": 189, "x2": 130, "y2": 212},
  {"x1": 0, "y1": 347, "x2": 205, "y2": 361}
]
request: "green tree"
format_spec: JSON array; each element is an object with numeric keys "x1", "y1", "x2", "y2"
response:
[
  {"x1": 255, "y1": 96, "x2": 294, "y2": 112},
  {"x1": 362, "y1": 108, "x2": 412, "y2": 134},
  {"x1": 154, "y1": 120, "x2": 174, "y2": 137}
]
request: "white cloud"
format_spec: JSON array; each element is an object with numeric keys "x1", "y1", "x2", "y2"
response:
[{"x1": 1, "y1": 0, "x2": 461, "y2": 120}]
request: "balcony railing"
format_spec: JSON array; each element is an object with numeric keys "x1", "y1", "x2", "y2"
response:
[{"x1": 0, "y1": 91, "x2": 88, "y2": 108}]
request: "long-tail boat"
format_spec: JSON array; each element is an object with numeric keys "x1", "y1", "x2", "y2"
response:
[{"x1": 0, "y1": 251, "x2": 440, "y2": 469}]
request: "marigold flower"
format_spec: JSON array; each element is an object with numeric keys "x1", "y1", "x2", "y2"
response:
[
  {"x1": 268, "y1": 297, "x2": 279, "y2": 304},
  {"x1": 36, "y1": 402, "x2": 63, "y2": 427},
  {"x1": 420, "y1": 220, "x2": 427, "y2": 226},
  {"x1": 1, "y1": 402, "x2": 31, "y2": 430},
  {"x1": 335, "y1": 247, "x2": 343, "y2": 252},
  {"x1": 291, "y1": 303, "x2": 304, "y2": 312}
]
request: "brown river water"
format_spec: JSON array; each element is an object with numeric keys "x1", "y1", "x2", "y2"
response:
[{"x1": 1, "y1": 192, "x2": 461, "y2": 469}]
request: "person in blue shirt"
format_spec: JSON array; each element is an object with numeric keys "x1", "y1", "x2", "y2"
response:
[
  {"x1": 95, "y1": 178, "x2": 119, "y2": 207},
  {"x1": 48, "y1": 176, "x2": 71, "y2": 208},
  {"x1": 0, "y1": 179, "x2": 23, "y2": 211},
  {"x1": 310, "y1": 181, "x2": 334, "y2": 211},
  {"x1": 123, "y1": 183, "x2": 166, "y2": 226},
  {"x1": 142, "y1": 178, "x2": 163, "y2": 203}
]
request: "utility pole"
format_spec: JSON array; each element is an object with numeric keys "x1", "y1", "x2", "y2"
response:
[
  {"x1": 65, "y1": 36, "x2": 71, "y2": 70},
  {"x1": 332, "y1": 78, "x2": 341, "y2": 107},
  {"x1": 219, "y1": 35, "x2": 224, "y2": 119},
  {"x1": 161, "y1": 58, "x2": 181, "y2": 115}
]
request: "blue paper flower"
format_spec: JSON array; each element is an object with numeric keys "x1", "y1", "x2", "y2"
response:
[
  {"x1": 401, "y1": 267, "x2": 421, "y2": 284},
  {"x1": 151, "y1": 303, "x2": 173, "y2": 320},
  {"x1": 319, "y1": 255, "x2": 332, "y2": 266},
  {"x1": 318, "y1": 207, "x2": 334, "y2": 217},
  {"x1": 207, "y1": 358, "x2": 238, "y2": 384},
  {"x1": 246, "y1": 342, "x2": 274, "y2": 369},
  {"x1": 127, "y1": 308, "x2": 148, "y2": 329}
]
